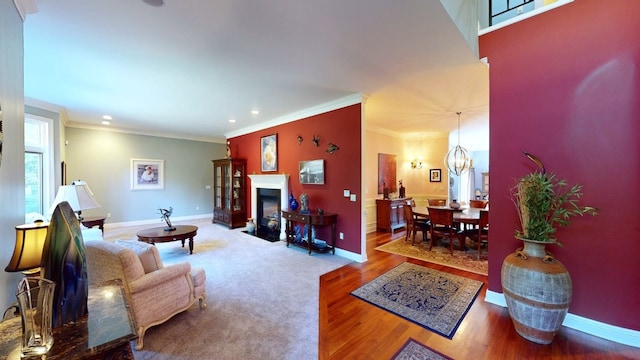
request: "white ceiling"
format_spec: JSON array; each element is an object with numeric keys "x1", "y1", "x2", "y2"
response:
[{"x1": 23, "y1": 0, "x2": 489, "y2": 149}]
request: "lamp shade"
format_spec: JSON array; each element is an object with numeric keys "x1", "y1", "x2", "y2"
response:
[
  {"x1": 49, "y1": 180, "x2": 100, "y2": 217},
  {"x1": 5, "y1": 222, "x2": 49, "y2": 273}
]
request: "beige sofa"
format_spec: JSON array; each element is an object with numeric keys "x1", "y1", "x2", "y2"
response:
[{"x1": 84, "y1": 239, "x2": 206, "y2": 350}]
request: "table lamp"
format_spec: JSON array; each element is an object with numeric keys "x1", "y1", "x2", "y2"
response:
[
  {"x1": 5, "y1": 222, "x2": 48, "y2": 275},
  {"x1": 49, "y1": 180, "x2": 101, "y2": 220}
]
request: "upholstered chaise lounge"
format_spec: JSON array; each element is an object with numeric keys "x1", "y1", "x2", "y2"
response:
[{"x1": 84, "y1": 240, "x2": 206, "y2": 350}]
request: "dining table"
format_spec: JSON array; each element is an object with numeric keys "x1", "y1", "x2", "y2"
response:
[{"x1": 411, "y1": 205, "x2": 486, "y2": 227}]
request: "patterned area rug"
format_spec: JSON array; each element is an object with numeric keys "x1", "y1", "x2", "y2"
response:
[
  {"x1": 375, "y1": 236, "x2": 488, "y2": 275},
  {"x1": 391, "y1": 338, "x2": 453, "y2": 360},
  {"x1": 351, "y1": 262, "x2": 483, "y2": 339}
]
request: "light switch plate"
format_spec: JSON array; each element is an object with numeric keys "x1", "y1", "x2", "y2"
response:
[
  {"x1": 343, "y1": 190, "x2": 350, "y2": 197},
  {"x1": 350, "y1": 194, "x2": 356, "y2": 202}
]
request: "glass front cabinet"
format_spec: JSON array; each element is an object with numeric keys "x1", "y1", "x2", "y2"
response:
[{"x1": 212, "y1": 158, "x2": 247, "y2": 228}]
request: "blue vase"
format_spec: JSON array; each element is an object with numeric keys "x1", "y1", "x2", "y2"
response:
[{"x1": 289, "y1": 191, "x2": 299, "y2": 211}]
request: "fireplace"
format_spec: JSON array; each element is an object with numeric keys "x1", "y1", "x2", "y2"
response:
[
  {"x1": 256, "y1": 188, "x2": 281, "y2": 240},
  {"x1": 248, "y1": 174, "x2": 290, "y2": 240}
]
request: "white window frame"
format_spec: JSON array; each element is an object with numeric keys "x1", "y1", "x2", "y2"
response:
[{"x1": 25, "y1": 114, "x2": 55, "y2": 217}]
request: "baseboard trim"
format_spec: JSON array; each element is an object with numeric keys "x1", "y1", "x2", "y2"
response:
[
  {"x1": 104, "y1": 213, "x2": 212, "y2": 229},
  {"x1": 485, "y1": 290, "x2": 640, "y2": 348}
]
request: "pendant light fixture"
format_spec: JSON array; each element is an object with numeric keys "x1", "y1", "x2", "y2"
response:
[{"x1": 444, "y1": 112, "x2": 472, "y2": 176}]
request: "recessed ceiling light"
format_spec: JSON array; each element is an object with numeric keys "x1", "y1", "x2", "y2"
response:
[
  {"x1": 251, "y1": 110, "x2": 260, "y2": 115},
  {"x1": 229, "y1": 119, "x2": 236, "y2": 123},
  {"x1": 142, "y1": 0, "x2": 164, "y2": 7},
  {"x1": 101, "y1": 120, "x2": 111, "y2": 125},
  {"x1": 102, "y1": 115, "x2": 112, "y2": 120}
]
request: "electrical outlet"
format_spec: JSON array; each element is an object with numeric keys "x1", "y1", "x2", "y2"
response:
[
  {"x1": 107, "y1": 212, "x2": 111, "y2": 218},
  {"x1": 350, "y1": 194, "x2": 356, "y2": 202},
  {"x1": 343, "y1": 190, "x2": 350, "y2": 197},
  {"x1": 517, "y1": 6, "x2": 524, "y2": 14},
  {"x1": 339, "y1": 232, "x2": 344, "y2": 240}
]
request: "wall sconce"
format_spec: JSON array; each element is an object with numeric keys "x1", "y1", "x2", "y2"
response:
[{"x1": 410, "y1": 159, "x2": 422, "y2": 169}]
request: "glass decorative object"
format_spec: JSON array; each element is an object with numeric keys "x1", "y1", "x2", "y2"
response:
[
  {"x1": 41, "y1": 201, "x2": 88, "y2": 328},
  {"x1": 289, "y1": 191, "x2": 299, "y2": 211},
  {"x1": 16, "y1": 277, "x2": 55, "y2": 357}
]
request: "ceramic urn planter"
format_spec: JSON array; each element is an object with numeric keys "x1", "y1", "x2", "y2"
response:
[{"x1": 501, "y1": 238, "x2": 572, "y2": 344}]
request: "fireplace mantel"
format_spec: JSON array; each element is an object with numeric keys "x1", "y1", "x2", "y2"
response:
[{"x1": 248, "y1": 174, "x2": 290, "y2": 240}]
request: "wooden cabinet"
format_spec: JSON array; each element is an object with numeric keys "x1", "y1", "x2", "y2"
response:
[
  {"x1": 376, "y1": 198, "x2": 411, "y2": 233},
  {"x1": 212, "y1": 158, "x2": 246, "y2": 228}
]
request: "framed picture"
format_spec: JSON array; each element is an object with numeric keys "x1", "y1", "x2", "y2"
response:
[
  {"x1": 377, "y1": 153, "x2": 397, "y2": 194},
  {"x1": 299, "y1": 159, "x2": 325, "y2": 185},
  {"x1": 430, "y1": 168, "x2": 442, "y2": 183},
  {"x1": 260, "y1": 134, "x2": 278, "y2": 172},
  {"x1": 131, "y1": 158, "x2": 164, "y2": 190}
]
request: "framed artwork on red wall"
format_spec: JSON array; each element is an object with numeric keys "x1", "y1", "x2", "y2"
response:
[
  {"x1": 377, "y1": 153, "x2": 396, "y2": 194},
  {"x1": 260, "y1": 134, "x2": 278, "y2": 172}
]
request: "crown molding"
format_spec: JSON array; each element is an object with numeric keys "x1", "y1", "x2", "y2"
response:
[
  {"x1": 13, "y1": 0, "x2": 38, "y2": 22},
  {"x1": 224, "y1": 93, "x2": 364, "y2": 139}
]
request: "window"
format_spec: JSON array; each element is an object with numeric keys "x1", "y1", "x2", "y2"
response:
[{"x1": 25, "y1": 115, "x2": 54, "y2": 216}]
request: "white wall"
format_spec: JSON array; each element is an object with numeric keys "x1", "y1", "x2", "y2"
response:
[
  {"x1": 65, "y1": 128, "x2": 226, "y2": 223},
  {"x1": 0, "y1": 1, "x2": 26, "y2": 312}
]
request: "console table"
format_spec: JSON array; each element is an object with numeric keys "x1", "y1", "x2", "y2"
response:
[
  {"x1": 282, "y1": 210, "x2": 337, "y2": 255},
  {"x1": 0, "y1": 279, "x2": 136, "y2": 359}
]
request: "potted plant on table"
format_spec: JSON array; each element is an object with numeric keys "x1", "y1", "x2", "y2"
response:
[{"x1": 501, "y1": 152, "x2": 597, "y2": 344}]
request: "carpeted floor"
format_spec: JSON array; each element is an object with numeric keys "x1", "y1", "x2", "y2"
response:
[
  {"x1": 351, "y1": 262, "x2": 483, "y2": 339},
  {"x1": 391, "y1": 338, "x2": 453, "y2": 360},
  {"x1": 375, "y1": 235, "x2": 488, "y2": 275},
  {"x1": 104, "y1": 218, "x2": 352, "y2": 359}
]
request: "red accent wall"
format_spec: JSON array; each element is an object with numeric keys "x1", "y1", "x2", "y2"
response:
[
  {"x1": 228, "y1": 104, "x2": 363, "y2": 253},
  {"x1": 480, "y1": 0, "x2": 640, "y2": 329}
]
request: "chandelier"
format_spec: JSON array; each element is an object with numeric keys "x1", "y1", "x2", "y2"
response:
[{"x1": 444, "y1": 112, "x2": 472, "y2": 176}]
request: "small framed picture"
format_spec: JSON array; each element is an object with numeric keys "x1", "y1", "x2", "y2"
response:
[
  {"x1": 131, "y1": 159, "x2": 164, "y2": 190},
  {"x1": 260, "y1": 134, "x2": 278, "y2": 172},
  {"x1": 299, "y1": 159, "x2": 325, "y2": 185},
  {"x1": 430, "y1": 169, "x2": 442, "y2": 183}
]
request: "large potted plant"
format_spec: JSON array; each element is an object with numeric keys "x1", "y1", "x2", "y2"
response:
[{"x1": 501, "y1": 152, "x2": 597, "y2": 344}]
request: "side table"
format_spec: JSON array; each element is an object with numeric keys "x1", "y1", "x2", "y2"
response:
[
  {"x1": 81, "y1": 216, "x2": 106, "y2": 234},
  {"x1": 0, "y1": 279, "x2": 136, "y2": 359}
]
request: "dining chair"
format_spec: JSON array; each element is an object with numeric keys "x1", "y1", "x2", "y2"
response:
[
  {"x1": 427, "y1": 207, "x2": 463, "y2": 255},
  {"x1": 403, "y1": 204, "x2": 429, "y2": 245},
  {"x1": 463, "y1": 209, "x2": 489, "y2": 259},
  {"x1": 427, "y1": 199, "x2": 447, "y2": 206},
  {"x1": 469, "y1": 200, "x2": 489, "y2": 209},
  {"x1": 464, "y1": 200, "x2": 489, "y2": 231}
]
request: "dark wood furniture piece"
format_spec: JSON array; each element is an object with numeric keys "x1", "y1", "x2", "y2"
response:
[
  {"x1": 212, "y1": 158, "x2": 247, "y2": 229},
  {"x1": 81, "y1": 215, "x2": 106, "y2": 233},
  {"x1": 427, "y1": 198, "x2": 447, "y2": 206},
  {"x1": 282, "y1": 210, "x2": 337, "y2": 255},
  {"x1": 463, "y1": 209, "x2": 489, "y2": 259},
  {"x1": 403, "y1": 205, "x2": 429, "y2": 245},
  {"x1": 136, "y1": 225, "x2": 198, "y2": 254},
  {"x1": 427, "y1": 207, "x2": 464, "y2": 255},
  {"x1": 375, "y1": 198, "x2": 411, "y2": 233},
  {"x1": 0, "y1": 280, "x2": 136, "y2": 360}
]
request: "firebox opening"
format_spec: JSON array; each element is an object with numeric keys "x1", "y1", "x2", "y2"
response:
[{"x1": 255, "y1": 188, "x2": 281, "y2": 241}]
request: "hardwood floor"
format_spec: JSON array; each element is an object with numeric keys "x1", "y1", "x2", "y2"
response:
[{"x1": 319, "y1": 231, "x2": 640, "y2": 359}]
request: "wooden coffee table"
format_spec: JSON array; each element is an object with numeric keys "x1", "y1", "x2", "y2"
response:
[{"x1": 136, "y1": 225, "x2": 198, "y2": 254}]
